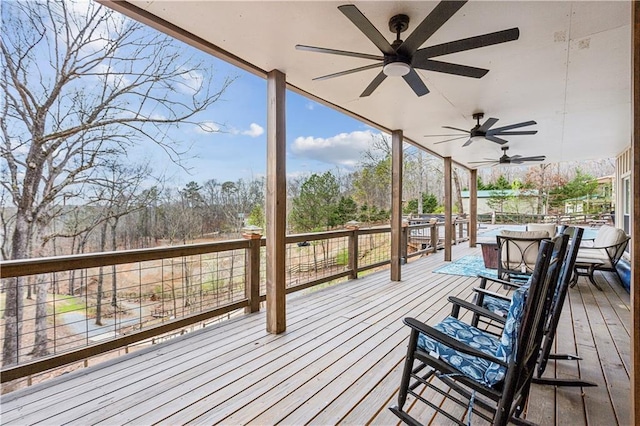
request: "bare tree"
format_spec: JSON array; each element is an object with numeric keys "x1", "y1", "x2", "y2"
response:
[
  {"x1": 89, "y1": 161, "x2": 153, "y2": 326},
  {"x1": 0, "y1": 0, "x2": 232, "y2": 365}
]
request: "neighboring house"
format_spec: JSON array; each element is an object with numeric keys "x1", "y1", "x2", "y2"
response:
[
  {"x1": 460, "y1": 189, "x2": 540, "y2": 215},
  {"x1": 563, "y1": 175, "x2": 614, "y2": 214}
]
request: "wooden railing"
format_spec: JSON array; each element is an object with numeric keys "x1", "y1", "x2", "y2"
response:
[
  {"x1": 477, "y1": 212, "x2": 614, "y2": 225},
  {"x1": 0, "y1": 221, "x2": 466, "y2": 384}
]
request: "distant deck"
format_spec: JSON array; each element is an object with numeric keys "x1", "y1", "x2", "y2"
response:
[{"x1": 1, "y1": 243, "x2": 630, "y2": 425}]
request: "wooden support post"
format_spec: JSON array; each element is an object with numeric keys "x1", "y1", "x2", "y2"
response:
[
  {"x1": 243, "y1": 232, "x2": 261, "y2": 313},
  {"x1": 444, "y1": 157, "x2": 452, "y2": 261},
  {"x1": 266, "y1": 69, "x2": 286, "y2": 334},
  {"x1": 631, "y1": 2, "x2": 639, "y2": 423},
  {"x1": 469, "y1": 169, "x2": 478, "y2": 247},
  {"x1": 391, "y1": 129, "x2": 403, "y2": 281},
  {"x1": 347, "y1": 225, "x2": 359, "y2": 280}
]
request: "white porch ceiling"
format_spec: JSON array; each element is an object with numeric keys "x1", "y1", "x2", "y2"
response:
[{"x1": 121, "y1": 1, "x2": 631, "y2": 168}]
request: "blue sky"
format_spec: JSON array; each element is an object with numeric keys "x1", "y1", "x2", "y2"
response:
[{"x1": 140, "y1": 50, "x2": 383, "y2": 187}]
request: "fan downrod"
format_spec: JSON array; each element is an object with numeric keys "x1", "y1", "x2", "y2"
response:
[{"x1": 472, "y1": 112, "x2": 485, "y2": 124}]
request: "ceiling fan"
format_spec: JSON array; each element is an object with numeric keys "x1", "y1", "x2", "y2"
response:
[
  {"x1": 425, "y1": 113, "x2": 537, "y2": 146},
  {"x1": 296, "y1": 1, "x2": 519, "y2": 97},
  {"x1": 469, "y1": 146, "x2": 546, "y2": 166}
]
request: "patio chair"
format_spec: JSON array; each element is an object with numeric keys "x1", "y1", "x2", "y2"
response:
[
  {"x1": 454, "y1": 227, "x2": 596, "y2": 387},
  {"x1": 496, "y1": 230, "x2": 549, "y2": 282},
  {"x1": 571, "y1": 225, "x2": 629, "y2": 290},
  {"x1": 389, "y1": 236, "x2": 564, "y2": 426}
]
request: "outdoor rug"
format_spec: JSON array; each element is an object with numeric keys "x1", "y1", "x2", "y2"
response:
[{"x1": 433, "y1": 255, "x2": 498, "y2": 278}]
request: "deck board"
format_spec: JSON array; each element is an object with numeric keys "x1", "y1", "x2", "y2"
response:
[{"x1": 1, "y1": 243, "x2": 630, "y2": 425}]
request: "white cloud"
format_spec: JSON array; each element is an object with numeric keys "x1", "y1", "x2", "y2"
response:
[
  {"x1": 291, "y1": 130, "x2": 383, "y2": 168},
  {"x1": 305, "y1": 102, "x2": 315, "y2": 111},
  {"x1": 94, "y1": 63, "x2": 131, "y2": 90},
  {"x1": 195, "y1": 121, "x2": 220, "y2": 134},
  {"x1": 177, "y1": 67, "x2": 204, "y2": 94},
  {"x1": 242, "y1": 123, "x2": 264, "y2": 137}
]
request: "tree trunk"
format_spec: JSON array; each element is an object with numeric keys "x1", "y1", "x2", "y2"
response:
[
  {"x1": 111, "y1": 219, "x2": 118, "y2": 308},
  {"x1": 32, "y1": 276, "x2": 49, "y2": 357},
  {"x1": 2, "y1": 212, "x2": 31, "y2": 366},
  {"x1": 95, "y1": 221, "x2": 107, "y2": 326},
  {"x1": 227, "y1": 254, "x2": 234, "y2": 304},
  {"x1": 32, "y1": 228, "x2": 50, "y2": 357},
  {"x1": 171, "y1": 261, "x2": 177, "y2": 316},
  {"x1": 453, "y1": 169, "x2": 464, "y2": 214}
]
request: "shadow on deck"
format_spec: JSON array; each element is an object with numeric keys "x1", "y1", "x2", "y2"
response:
[{"x1": 1, "y1": 243, "x2": 630, "y2": 425}]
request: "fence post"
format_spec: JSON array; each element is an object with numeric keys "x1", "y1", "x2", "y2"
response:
[
  {"x1": 452, "y1": 221, "x2": 458, "y2": 245},
  {"x1": 430, "y1": 223, "x2": 438, "y2": 253},
  {"x1": 346, "y1": 222, "x2": 359, "y2": 279},
  {"x1": 401, "y1": 220, "x2": 408, "y2": 264},
  {"x1": 243, "y1": 230, "x2": 262, "y2": 313}
]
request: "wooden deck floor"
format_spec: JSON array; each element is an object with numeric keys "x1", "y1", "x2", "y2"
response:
[{"x1": 1, "y1": 244, "x2": 630, "y2": 425}]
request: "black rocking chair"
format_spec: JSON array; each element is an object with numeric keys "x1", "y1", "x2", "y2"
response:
[
  {"x1": 390, "y1": 236, "x2": 566, "y2": 426},
  {"x1": 456, "y1": 227, "x2": 596, "y2": 387}
]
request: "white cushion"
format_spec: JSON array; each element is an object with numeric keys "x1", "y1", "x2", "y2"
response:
[
  {"x1": 526, "y1": 223, "x2": 557, "y2": 238},
  {"x1": 593, "y1": 225, "x2": 627, "y2": 247},
  {"x1": 576, "y1": 248, "x2": 612, "y2": 267}
]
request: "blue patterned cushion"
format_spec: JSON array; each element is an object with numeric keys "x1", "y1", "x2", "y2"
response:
[
  {"x1": 418, "y1": 280, "x2": 530, "y2": 387},
  {"x1": 482, "y1": 296, "x2": 510, "y2": 317},
  {"x1": 485, "y1": 283, "x2": 528, "y2": 383},
  {"x1": 417, "y1": 316, "x2": 504, "y2": 386}
]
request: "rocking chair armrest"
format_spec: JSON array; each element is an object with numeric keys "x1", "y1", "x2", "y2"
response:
[
  {"x1": 472, "y1": 288, "x2": 511, "y2": 302},
  {"x1": 476, "y1": 274, "x2": 522, "y2": 290},
  {"x1": 403, "y1": 317, "x2": 507, "y2": 366},
  {"x1": 447, "y1": 296, "x2": 507, "y2": 324}
]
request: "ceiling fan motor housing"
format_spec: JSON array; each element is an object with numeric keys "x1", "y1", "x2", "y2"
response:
[{"x1": 389, "y1": 14, "x2": 410, "y2": 34}]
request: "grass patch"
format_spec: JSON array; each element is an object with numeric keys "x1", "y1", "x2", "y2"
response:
[{"x1": 53, "y1": 295, "x2": 87, "y2": 314}]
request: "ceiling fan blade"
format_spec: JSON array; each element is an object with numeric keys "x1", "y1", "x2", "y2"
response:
[
  {"x1": 338, "y1": 5, "x2": 395, "y2": 55},
  {"x1": 412, "y1": 59, "x2": 488, "y2": 78},
  {"x1": 489, "y1": 120, "x2": 537, "y2": 133},
  {"x1": 360, "y1": 71, "x2": 387, "y2": 97},
  {"x1": 490, "y1": 130, "x2": 538, "y2": 136},
  {"x1": 485, "y1": 135, "x2": 509, "y2": 145},
  {"x1": 468, "y1": 160, "x2": 497, "y2": 164},
  {"x1": 442, "y1": 126, "x2": 470, "y2": 133},
  {"x1": 398, "y1": 0, "x2": 467, "y2": 55},
  {"x1": 462, "y1": 137, "x2": 474, "y2": 147},
  {"x1": 295, "y1": 45, "x2": 384, "y2": 61},
  {"x1": 313, "y1": 63, "x2": 383, "y2": 81},
  {"x1": 513, "y1": 156, "x2": 546, "y2": 163},
  {"x1": 402, "y1": 68, "x2": 429, "y2": 96},
  {"x1": 478, "y1": 117, "x2": 499, "y2": 132},
  {"x1": 414, "y1": 28, "x2": 520, "y2": 59},
  {"x1": 433, "y1": 136, "x2": 469, "y2": 144}
]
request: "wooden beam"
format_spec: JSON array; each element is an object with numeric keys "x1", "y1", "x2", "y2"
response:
[
  {"x1": 391, "y1": 129, "x2": 403, "y2": 281},
  {"x1": 266, "y1": 69, "x2": 286, "y2": 334},
  {"x1": 631, "y1": 1, "x2": 639, "y2": 423},
  {"x1": 469, "y1": 169, "x2": 478, "y2": 247},
  {"x1": 444, "y1": 157, "x2": 452, "y2": 261}
]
